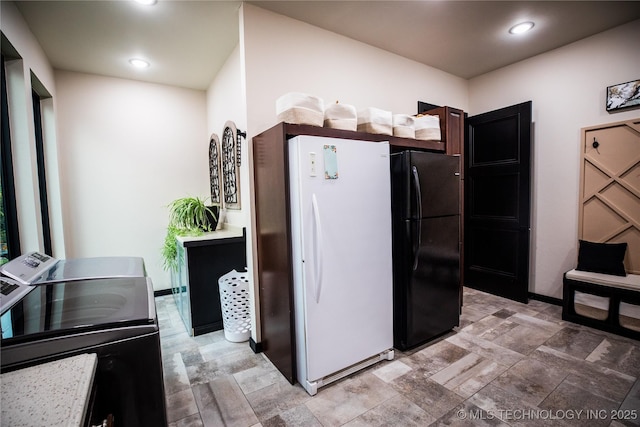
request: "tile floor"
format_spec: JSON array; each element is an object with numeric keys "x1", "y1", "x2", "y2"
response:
[{"x1": 156, "y1": 288, "x2": 640, "y2": 427}]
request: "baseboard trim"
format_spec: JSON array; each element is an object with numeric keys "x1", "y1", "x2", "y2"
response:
[
  {"x1": 154, "y1": 288, "x2": 172, "y2": 297},
  {"x1": 529, "y1": 292, "x2": 562, "y2": 306},
  {"x1": 250, "y1": 338, "x2": 263, "y2": 354}
]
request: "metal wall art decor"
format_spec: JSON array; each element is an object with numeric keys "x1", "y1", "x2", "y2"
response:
[
  {"x1": 208, "y1": 133, "x2": 221, "y2": 204},
  {"x1": 221, "y1": 121, "x2": 243, "y2": 209},
  {"x1": 606, "y1": 79, "x2": 640, "y2": 112}
]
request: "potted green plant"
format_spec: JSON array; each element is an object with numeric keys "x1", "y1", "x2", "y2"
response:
[{"x1": 161, "y1": 196, "x2": 218, "y2": 271}]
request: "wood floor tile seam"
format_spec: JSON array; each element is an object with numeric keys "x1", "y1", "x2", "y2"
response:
[
  {"x1": 445, "y1": 331, "x2": 526, "y2": 367},
  {"x1": 491, "y1": 365, "x2": 570, "y2": 408},
  {"x1": 533, "y1": 343, "x2": 639, "y2": 390},
  {"x1": 466, "y1": 382, "x2": 573, "y2": 427},
  {"x1": 563, "y1": 373, "x2": 634, "y2": 406},
  {"x1": 430, "y1": 352, "x2": 490, "y2": 386},
  {"x1": 317, "y1": 392, "x2": 401, "y2": 426}
]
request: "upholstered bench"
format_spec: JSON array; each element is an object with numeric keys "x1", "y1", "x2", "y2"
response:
[{"x1": 562, "y1": 269, "x2": 640, "y2": 340}]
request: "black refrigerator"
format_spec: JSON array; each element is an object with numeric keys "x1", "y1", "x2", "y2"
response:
[{"x1": 390, "y1": 150, "x2": 461, "y2": 350}]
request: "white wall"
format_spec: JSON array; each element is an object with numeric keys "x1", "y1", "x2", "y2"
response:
[
  {"x1": 54, "y1": 71, "x2": 208, "y2": 290},
  {"x1": 1, "y1": 1, "x2": 65, "y2": 257},
  {"x1": 1, "y1": 2, "x2": 55, "y2": 91},
  {"x1": 206, "y1": 44, "x2": 250, "y2": 229},
  {"x1": 469, "y1": 19, "x2": 640, "y2": 299},
  {"x1": 241, "y1": 3, "x2": 469, "y2": 140},
  {"x1": 205, "y1": 42, "x2": 258, "y2": 339}
]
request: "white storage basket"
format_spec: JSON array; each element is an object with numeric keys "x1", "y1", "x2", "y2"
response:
[
  {"x1": 324, "y1": 102, "x2": 357, "y2": 131},
  {"x1": 276, "y1": 92, "x2": 325, "y2": 126},
  {"x1": 357, "y1": 107, "x2": 392, "y2": 135},
  {"x1": 218, "y1": 269, "x2": 251, "y2": 342},
  {"x1": 393, "y1": 114, "x2": 415, "y2": 138},
  {"x1": 414, "y1": 114, "x2": 441, "y2": 141}
]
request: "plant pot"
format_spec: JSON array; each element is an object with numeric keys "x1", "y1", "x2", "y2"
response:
[{"x1": 205, "y1": 205, "x2": 220, "y2": 231}]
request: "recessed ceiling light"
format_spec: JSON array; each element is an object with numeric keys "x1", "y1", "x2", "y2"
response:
[
  {"x1": 135, "y1": 0, "x2": 157, "y2": 5},
  {"x1": 509, "y1": 21, "x2": 535, "y2": 35},
  {"x1": 129, "y1": 58, "x2": 150, "y2": 69}
]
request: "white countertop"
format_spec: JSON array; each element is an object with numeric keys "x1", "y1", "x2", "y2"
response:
[
  {"x1": 1, "y1": 353, "x2": 98, "y2": 427},
  {"x1": 176, "y1": 224, "x2": 244, "y2": 244}
]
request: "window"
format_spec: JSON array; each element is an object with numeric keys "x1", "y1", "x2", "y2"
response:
[
  {"x1": 1, "y1": 53, "x2": 20, "y2": 264},
  {"x1": 32, "y1": 89, "x2": 52, "y2": 255}
]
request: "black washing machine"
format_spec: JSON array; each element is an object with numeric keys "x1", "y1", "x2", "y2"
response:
[{"x1": 1, "y1": 275, "x2": 167, "y2": 426}]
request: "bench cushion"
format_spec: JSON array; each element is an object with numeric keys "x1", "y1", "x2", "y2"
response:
[{"x1": 565, "y1": 269, "x2": 640, "y2": 291}]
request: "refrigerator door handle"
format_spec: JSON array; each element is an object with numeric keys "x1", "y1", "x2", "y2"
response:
[
  {"x1": 311, "y1": 194, "x2": 324, "y2": 303},
  {"x1": 411, "y1": 166, "x2": 422, "y2": 271}
]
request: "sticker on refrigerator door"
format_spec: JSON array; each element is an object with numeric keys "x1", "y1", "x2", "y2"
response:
[{"x1": 323, "y1": 145, "x2": 338, "y2": 179}]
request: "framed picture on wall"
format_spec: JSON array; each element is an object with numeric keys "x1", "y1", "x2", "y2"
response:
[
  {"x1": 606, "y1": 79, "x2": 640, "y2": 112},
  {"x1": 208, "y1": 133, "x2": 221, "y2": 205},
  {"x1": 221, "y1": 121, "x2": 241, "y2": 210}
]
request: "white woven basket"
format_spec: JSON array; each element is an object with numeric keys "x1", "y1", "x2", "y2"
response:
[{"x1": 218, "y1": 269, "x2": 251, "y2": 342}]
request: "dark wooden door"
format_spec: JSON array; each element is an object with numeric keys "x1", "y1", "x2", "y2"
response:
[{"x1": 464, "y1": 101, "x2": 532, "y2": 303}]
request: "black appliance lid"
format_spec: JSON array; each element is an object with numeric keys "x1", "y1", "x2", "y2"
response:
[
  {"x1": 0, "y1": 277, "x2": 154, "y2": 342},
  {"x1": 34, "y1": 256, "x2": 147, "y2": 284}
]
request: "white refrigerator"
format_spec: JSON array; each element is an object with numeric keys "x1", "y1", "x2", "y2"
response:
[{"x1": 288, "y1": 135, "x2": 394, "y2": 396}]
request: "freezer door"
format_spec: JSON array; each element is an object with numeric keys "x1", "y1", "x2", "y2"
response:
[
  {"x1": 409, "y1": 151, "x2": 460, "y2": 218},
  {"x1": 289, "y1": 136, "x2": 393, "y2": 382},
  {"x1": 405, "y1": 215, "x2": 460, "y2": 346}
]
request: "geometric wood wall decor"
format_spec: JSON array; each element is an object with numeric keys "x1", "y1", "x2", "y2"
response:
[{"x1": 579, "y1": 118, "x2": 640, "y2": 273}]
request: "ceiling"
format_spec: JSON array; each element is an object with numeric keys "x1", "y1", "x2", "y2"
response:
[{"x1": 10, "y1": 1, "x2": 640, "y2": 90}]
